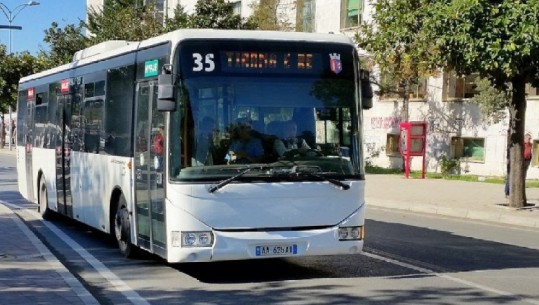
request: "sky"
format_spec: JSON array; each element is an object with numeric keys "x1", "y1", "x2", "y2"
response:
[{"x1": 0, "y1": 0, "x2": 86, "y2": 55}]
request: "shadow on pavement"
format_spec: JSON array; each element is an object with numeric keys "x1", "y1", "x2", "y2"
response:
[{"x1": 365, "y1": 219, "x2": 539, "y2": 272}]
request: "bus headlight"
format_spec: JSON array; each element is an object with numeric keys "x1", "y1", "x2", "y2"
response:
[
  {"x1": 180, "y1": 231, "x2": 214, "y2": 247},
  {"x1": 338, "y1": 226, "x2": 364, "y2": 241}
]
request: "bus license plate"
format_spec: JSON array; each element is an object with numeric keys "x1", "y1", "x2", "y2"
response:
[{"x1": 255, "y1": 244, "x2": 298, "y2": 257}]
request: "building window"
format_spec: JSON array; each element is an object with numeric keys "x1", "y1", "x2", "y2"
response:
[
  {"x1": 526, "y1": 84, "x2": 539, "y2": 99},
  {"x1": 297, "y1": 0, "x2": 315, "y2": 32},
  {"x1": 444, "y1": 72, "x2": 479, "y2": 101},
  {"x1": 143, "y1": 0, "x2": 165, "y2": 23},
  {"x1": 532, "y1": 140, "x2": 539, "y2": 167},
  {"x1": 451, "y1": 137, "x2": 485, "y2": 162},
  {"x1": 378, "y1": 73, "x2": 427, "y2": 101},
  {"x1": 386, "y1": 133, "x2": 400, "y2": 156},
  {"x1": 341, "y1": 0, "x2": 362, "y2": 29},
  {"x1": 231, "y1": 1, "x2": 241, "y2": 16}
]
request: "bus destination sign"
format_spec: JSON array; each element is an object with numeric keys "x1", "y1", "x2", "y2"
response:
[
  {"x1": 221, "y1": 51, "x2": 323, "y2": 74},
  {"x1": 184, "y1": 49, "x2": 330, "y2": 76}
]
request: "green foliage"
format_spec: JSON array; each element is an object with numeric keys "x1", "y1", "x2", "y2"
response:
[
  {"x1": 470, "y1": 77, "x2": 510, "y2": 124},
  {"x1": 247, "y1": 0, "x2": 294, "y2": 31},
  {"x1": 423, "y1": 0, "x2": 539, "y2": 207},
  {"x1": 425, "y1": 0, "x2": 539, "y2": 88},
  {"x1": 439, "y1": 155, "x2": 460, "y2": 178},
  {"x1": 190, "y1": 0, "x2": 255, "y2": 29},
  {"x1": 0, "y1": 47, "x2": 47, "y2": 113},
  {"x1": 86, "y1": 0, "x2": 166, "y2": 43},
  {"x1": 86, "y1": 0, "x2": 256, "y2": 42},
  {"x1": 356, "y1": 0, "x2": 439, "y2": 120},
  {"x1": 163, "y1": 4, "x2": 190, "y2": 32},
  {"x1": 40, "y1": 21, "x2": 89, "y2": 67},
  {"x1": 365, "y1": 165, "x2": 402, "y2": 175}
]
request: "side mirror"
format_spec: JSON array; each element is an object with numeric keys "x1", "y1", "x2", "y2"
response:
[
  {"x1": 157, "y1": 71, "x2": 176, "y2": 112},
  {"x1": 360, "y1": 69, "x2": 373, "y2": 110}
]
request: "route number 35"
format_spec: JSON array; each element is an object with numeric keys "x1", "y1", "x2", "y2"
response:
[{"x1": 192, "y1": 53, "x2": 215, "y2": 72}]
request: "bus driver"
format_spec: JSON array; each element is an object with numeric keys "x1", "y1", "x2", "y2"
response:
[{"x1": 226, "y1": 118, "x2": 264, "y2": 164}]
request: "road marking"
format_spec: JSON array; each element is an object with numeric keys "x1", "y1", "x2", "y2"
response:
[
  {"x1": 25, "y1": 209, "x2": 151, "y2": 305},
  {"x1": 1, "y1": 201, "x2": 100, "y2": 305},
  {"x1": 362, "y1": 249, "x2": 539, "y2": 305}
]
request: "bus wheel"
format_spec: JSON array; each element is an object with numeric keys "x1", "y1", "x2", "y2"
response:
[
  {"x1": 114, "y1": 195, "x2": 136, "y2": 258},
  {"x1": 38, "y1": 178, "x2": 52, "y2": 220}
]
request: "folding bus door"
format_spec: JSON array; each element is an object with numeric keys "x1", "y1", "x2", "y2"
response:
[
  {"x1": 134, "y1": 81, "x2": 166, "y2": 257},
  {"x1": 55, "y1": 93, "x2": 74, "y2": 218},
  {"x1": 24, "y1": 99, "x2": 35, "y2": 201}
]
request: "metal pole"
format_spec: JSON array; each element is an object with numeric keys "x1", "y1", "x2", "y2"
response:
[
  {"x1": 0, "y1": 1, "x2": 40, "y2": 53},
  {"x1": 8, "y1": 16, "x2": 11, "y2": 53},
  {"x1": 8, "y1": 106, "x2": 12, "y2": 150},
  {"x1": 0, "y1": 1, "x2": 40, "y2": 150}
]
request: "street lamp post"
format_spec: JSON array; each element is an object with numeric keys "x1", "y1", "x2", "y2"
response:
[
  {"x1": 0, "y1": 1, "x2": 40, "y2": 150},
  {"x1": 0, "y1": 1, "x2": 40, "y2": 53}
]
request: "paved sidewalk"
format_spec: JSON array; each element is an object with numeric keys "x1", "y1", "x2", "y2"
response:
[
  {"x1": 366, "y1": 174, "x2": 539, "y2": 229},
  {"x1": 0, "y1": 203, "x2": 98, "y2": 304}
]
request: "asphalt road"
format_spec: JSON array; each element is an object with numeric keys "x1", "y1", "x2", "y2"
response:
[{"x1": 2, "y1": 150, "x2": 539, "y2": 304}]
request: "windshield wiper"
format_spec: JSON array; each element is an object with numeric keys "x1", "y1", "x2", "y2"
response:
[
  {"x1": 208, "y1": 165, "x2": 276, "y2": 193},
  {"x1": 303, "y1": 171, "x2": 350, "y2": 190},
  {"x1": 208, "y1": 168, "x2": 251, "y2": 193},
  {"x1": 207, "y1": 165, "x2": 350, "y2": 192},
  {"x1": 280, "y1": 166, "x2": 350, "y2": 190}
]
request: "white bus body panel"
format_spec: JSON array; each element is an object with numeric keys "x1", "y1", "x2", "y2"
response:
[
  {"x1": 165, "y1": 181, "x2": 365, "y2": 262},
  {"x1": 31, "y1": 147, "x2": 58, "y2": 208},
  {"x1": 25, "y1": 147, "x2": 133, "y2": 234},
  {"x1": 16, "y1": 146, "x2": 29, "y2": 200},
  {"x1": 70, "y1": 153, "x2": 133, "y2": 232}
]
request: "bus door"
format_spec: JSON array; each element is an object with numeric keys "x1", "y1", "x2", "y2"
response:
[
  {"x1": 134, "y1": 81, "x2": 166, "y2": 257},
  {"x1": 24, "y1": 99, "x2": 35, "y2": 201},
  {"x1": 55, "y1": 93, "x2": 73, "y2": 217}
]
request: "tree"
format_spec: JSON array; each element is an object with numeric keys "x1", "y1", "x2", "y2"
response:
[
  {"x1": 86, "y1": 0, "x2": 165, "y2": 43},
  {"x1": 163, "y1": 4, "x2": 190, "y2": 32},
  {"x1": 356, "y1": 0, "x2": 438, "y2": 122},
  {"x1": 0, "y1": 46, "x2": 46, "y2": 113},
  {"x1": 40, "y1": 21, "x2": 89, "y2": 67},
  {"x1": 189, "y1": 0, "x2": 256, "y2": 29},
  {"x1": 424, "y1": 0, "x2": 539, "y2": 208},
  {"x1": 471, "y1": 78, "x2": 510, "y2": 125},
  {"x1": 248, "y1": 0, "x2": 295, "y2": 31}
]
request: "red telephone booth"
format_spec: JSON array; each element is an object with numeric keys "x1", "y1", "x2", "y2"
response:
[{"x1": 399, "y1": 121, "x2": 427, "y2": 178}]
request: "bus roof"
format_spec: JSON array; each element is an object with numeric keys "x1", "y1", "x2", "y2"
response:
[{"x1": 19, "y1": 29, "x2": 355, "y2": 84}]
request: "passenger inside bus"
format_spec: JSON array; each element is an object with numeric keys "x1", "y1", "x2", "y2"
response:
[
  {"x1": 226, "y1": 118, "x2": 264, "y2": 164},
  {"x1": 272, "y1": 120, "x2": 311, "y2": 157}
]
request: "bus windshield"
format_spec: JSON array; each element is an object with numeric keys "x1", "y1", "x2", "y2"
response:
[{"x1": 169, "y1": 40, "x2": 363, "y2": 182}]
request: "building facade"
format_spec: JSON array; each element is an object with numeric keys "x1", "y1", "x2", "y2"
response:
[{"x1": 85, "y1": 0, "x2": 539, "y2": 179}]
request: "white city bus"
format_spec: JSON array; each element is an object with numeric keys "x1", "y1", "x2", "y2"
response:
[{"x1": 16, "y1": 29, "x2": 372, "y2": 263}]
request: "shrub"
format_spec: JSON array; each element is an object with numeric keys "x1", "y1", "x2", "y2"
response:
[{"x1": 440, "y1": 155, "x2": 460, "y2": 177}]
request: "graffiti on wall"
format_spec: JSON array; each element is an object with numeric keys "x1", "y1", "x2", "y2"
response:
[{"x1": 370, "y1": 116, "x2": 401, "y2": 129}]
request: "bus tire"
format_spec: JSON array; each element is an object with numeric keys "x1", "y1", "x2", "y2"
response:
[
  {"x1": 38, "y1": 178, "x2": 53, "y2": 220},
  {"x1": 114, "y1": 195, "x2": 137, "y2": 258}
]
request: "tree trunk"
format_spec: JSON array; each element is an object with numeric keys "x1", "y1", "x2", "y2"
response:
[
  {"x1": 401, "y1": 81, "x2": 410, "y2": 173},
  {"x1": 508, "y1": 74, "x2": 527, "y2": 208},
  {"x1": 401, "y1": 81, "x2": 410, "y2": 122}
]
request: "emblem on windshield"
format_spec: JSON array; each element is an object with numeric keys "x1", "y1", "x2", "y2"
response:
[{"x1": 329, "y1": 53, "x2": 342, "y2": 74}]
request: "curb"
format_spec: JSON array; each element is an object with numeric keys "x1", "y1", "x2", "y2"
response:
[
  {"x1": 366, "y1": 198, "x2": 539, "y2": 229},
  {"x1": 0, "y1": 148, "x2": 16, "y2": 154},
  {"x1": 0, "y1": 201, "x2": 99, "y2": 305}
]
